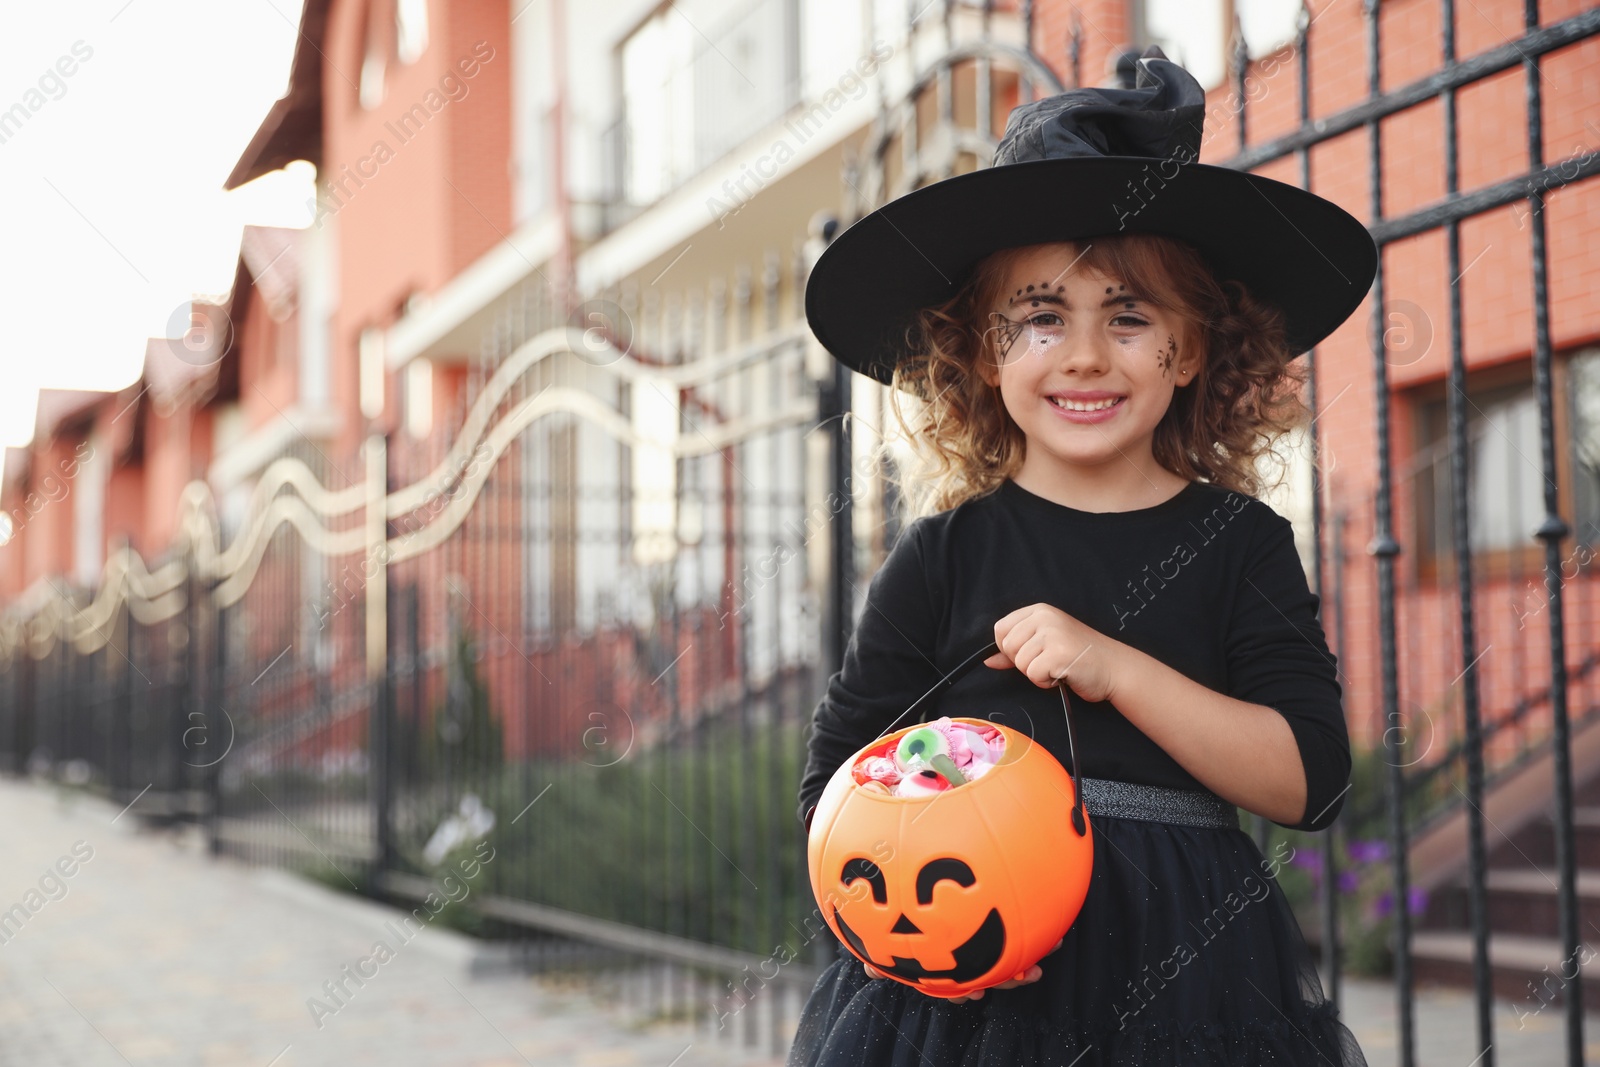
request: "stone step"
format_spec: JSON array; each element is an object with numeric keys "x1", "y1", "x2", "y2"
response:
[
  {"x1": 1411, "y1": 930, "x2": 1600, "y2": 1014},
  {"x1": 1485, "y1": 806, "x2": 1600, "y2": 871},
  {"x1": 1420, "y1": 866, "x2": 1600, "y2": 938}
]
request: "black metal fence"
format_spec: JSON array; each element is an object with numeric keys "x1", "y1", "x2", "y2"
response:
[
  {"x1": 1219, "y1": 5, "x2": 1600, "y2": 1066},
  {"x1": 0, "y1": 231, "x2": 837, "y2": 1056}
]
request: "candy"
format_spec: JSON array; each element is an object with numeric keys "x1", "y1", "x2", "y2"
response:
[
  {"x1": 854, "y1": 720, "x2": 1007, "y2": 797},
  {"x1": 852, "y1": 756, "x2": 902, "y2": 788}
]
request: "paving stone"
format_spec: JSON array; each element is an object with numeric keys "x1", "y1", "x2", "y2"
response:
[
  {"x1": 0, "y1": 779, "x2": 780, "y2": 1067},
  {"x1": 1334, "y1": 972, "x2": 1600, "y2": 1067}
]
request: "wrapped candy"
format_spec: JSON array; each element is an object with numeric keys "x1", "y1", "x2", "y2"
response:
[{"x1": 851, "y1": 756, "x2": 902, "y2": 789}]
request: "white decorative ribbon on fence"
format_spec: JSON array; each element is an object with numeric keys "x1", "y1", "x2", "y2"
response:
[{"x1": 2, "y1": 322, "x2": 817, "y2": 658}]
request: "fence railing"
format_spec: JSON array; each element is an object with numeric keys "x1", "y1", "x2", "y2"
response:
[{"x1": 0, "y1": 227, "x2": 840, "y2": 1056}]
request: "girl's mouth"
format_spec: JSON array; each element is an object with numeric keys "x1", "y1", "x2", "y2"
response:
[{"x1": 1045, "y1": 395, "x2": 1126, "y2": 423}]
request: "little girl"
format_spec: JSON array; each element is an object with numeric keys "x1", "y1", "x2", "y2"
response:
[{"x1": 789, "y1": 55, "x2": 1374, "y2": 1067}]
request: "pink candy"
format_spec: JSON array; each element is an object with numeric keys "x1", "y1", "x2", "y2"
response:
[{"x1": 935, "y1": 717, "x2": 1004, "y2": 774}]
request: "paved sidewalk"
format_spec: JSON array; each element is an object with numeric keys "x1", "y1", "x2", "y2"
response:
[
  {"x1": 1336, "y1": 973, "x2": 1600, "y2": 1067},
  {"x1": 2, "y1": 775, "x2": 1598, "y2": 1066},
  {"x1": 0, "y1": 778, "x2": 777, "y2": 1067}
]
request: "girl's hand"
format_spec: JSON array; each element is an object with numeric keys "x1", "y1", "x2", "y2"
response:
[
  {"x1": 986, "y1": 604, "x2": 1122, "y2": 704},
  {"x1": 861, "y1": 938, "x2": 1064, "y2": 1002}
]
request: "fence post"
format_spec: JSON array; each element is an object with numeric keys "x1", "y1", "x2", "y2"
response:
[
  {"x1": 807, "y1": 212, "x2": 847, "y2": 976},
  {"x1": 367, "y1": 433, "x2": 395, "y2": 882},
  {"x1": 180, "y1": 545, "x2": 200, "y2": 812},
  {"x1": 206, "y1": 578, "x2": 225, "y2": 855}
]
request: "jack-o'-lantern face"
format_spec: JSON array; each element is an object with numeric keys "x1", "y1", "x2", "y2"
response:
[
  {"x1": 831, "y1": 856, "x2": 1005, "y2": 984},
  {"x1": 807, "y1": 718, "x2": 1093, "y2": 999}
]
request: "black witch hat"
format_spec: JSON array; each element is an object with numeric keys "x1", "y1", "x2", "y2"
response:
[{"x1": 804, "y1": 52, "x2": 1377, "y2": 388}]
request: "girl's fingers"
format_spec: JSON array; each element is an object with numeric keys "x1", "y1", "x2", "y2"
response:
[
  {"x1": 995, "y1": 615, "x2": 1038, "y2": 659},
  {"x1": 1014, "y1": 633, "x2": 1056, "y2": 685},
  {"x1": 1004, "y1": 630, "x2": 1043, "y2": 681},
  {"x1": 995, "y1": 964, "x2": 1044, "y2": 988}
]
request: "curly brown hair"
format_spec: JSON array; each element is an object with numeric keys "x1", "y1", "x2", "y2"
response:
[{"x1": 883, "y1": 233, "x2": 1311, "y2": 518}]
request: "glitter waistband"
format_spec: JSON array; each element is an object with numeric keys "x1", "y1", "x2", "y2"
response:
[{"x1": 1077, "y1": 776, "x2": 1240, "y2": 830}]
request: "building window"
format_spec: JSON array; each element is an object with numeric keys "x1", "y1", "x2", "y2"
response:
[
  {"x1": 405, "y1": 358, "x2": 433, "y2": 439},
  {"x1": 1133, "y1": 0, "x2": 1301, "y2": 92},
  {"x1": 359, "y1": 2, "x2": 387, "y2": 109},
  {"x1": 396, "y1": 0, "x2": 428, "y2": 64},
  {"x1": 630, "y1": 376, "x2": 679, "y2": 567},
  {"x1": 1570, "y1": 347, "x2": 1600, "y2": 548},
  {"x1": 359, "y1": 327, "x2": 386, "y2": 419},
  {"x1": 616, "y1": 0, "x2": 796, "y2": 206},
  {"x1": 1254, "y1": 421, "x2": 1317, "y2": 578},
  {"x1": 620, "y1": 8, "x2": 695, "y2": 205},
  {"x1": 1413, "y1": 350, "x2": 1600, "y2": 581}
]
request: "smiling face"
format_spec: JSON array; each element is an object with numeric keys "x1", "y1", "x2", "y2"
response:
[{"x1": 975, "y1": 242, "x2": 1203, "y2": 489}]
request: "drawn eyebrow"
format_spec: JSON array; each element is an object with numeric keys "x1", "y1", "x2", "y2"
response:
[{"x1": 1005, "y1": 291, "x2": 1151, "y2": 310}]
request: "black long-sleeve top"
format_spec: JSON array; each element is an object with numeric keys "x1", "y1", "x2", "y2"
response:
[{"x1": 798, "y1": 477, "x2": 1351, "y2": 835}]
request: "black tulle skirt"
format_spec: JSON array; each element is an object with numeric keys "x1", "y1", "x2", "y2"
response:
[{"x1": 786, "y1": 814, "x2": 1367, "y2": 1067}]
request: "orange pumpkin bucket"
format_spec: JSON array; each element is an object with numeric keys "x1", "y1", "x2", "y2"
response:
[{"x1": 806, "y1": 640, "x2": 1095, "y2": 999}]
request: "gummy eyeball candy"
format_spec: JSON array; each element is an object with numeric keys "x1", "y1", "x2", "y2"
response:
[
  {"x1": 895, "y1": 725, "x2": 967, "y2": 785},
  {"x1": 893, "y1": 768, "x2": 950, "y2": 796},
  {"x1": 896, "y1": 726, "x2": 948, "y2": 766}
]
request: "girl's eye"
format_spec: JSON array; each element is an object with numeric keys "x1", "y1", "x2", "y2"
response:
[
  {"x1": 1026, "y1": 313, "x2": 1064, "y2": 328},
  {"x1": 1111, "y1": 315, "x2": 1149, "y2": 328}
]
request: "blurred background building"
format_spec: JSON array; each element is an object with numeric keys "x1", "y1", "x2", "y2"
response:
[{"x1": 0, "y1": 0, "x2": 1596, "y2": 1060}]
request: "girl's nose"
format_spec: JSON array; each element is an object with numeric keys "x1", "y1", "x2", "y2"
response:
[{"x1": 1049, "y1": 329, "x2": 1113, "y2": 375}]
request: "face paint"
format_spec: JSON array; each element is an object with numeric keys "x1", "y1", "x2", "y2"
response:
[
  {"x1": 986, "y1": 311, "x2": 1028, "y2": 362},
  {"x1": 989, "y1": 280, "x2": 1082, "y2": 364}
]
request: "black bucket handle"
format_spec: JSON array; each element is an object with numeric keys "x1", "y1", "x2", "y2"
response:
[{"x1": 872, "y1": 640, "x2": 1088, "y2": 837}]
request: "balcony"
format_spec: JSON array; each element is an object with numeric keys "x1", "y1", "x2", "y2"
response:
[{"x1": 599, "y1": 0, "x2": 813, "y2": 233}]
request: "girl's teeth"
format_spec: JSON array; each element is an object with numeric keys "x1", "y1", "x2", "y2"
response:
[{"x1": 1051, "y1": 396, "x2": 1123, "y2": 412}]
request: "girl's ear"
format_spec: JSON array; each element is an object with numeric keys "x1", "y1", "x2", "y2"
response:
[{"x1": 1175, "y1": 329, "x2": 1204, "y2": 386}]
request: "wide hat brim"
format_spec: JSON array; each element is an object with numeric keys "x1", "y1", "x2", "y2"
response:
[{"x1": 804, "y1": 155, "x2": 1378, "y2": 389}]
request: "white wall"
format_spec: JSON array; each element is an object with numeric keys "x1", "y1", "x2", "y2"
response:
[{"x1": 298, "y1": 218, "x2": 336, "y2": 410}]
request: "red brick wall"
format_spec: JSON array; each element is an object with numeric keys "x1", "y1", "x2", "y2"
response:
[
  {"x1": 320, "y1": 0, "x2": 512, "y2": 457},
  {"x1": 22, "y1": 438, "x2": 81, "y2": 582},
  {"x1": 1029, "y1": 0, "x2": 1132, "y2": 89},
  {"x1": 1182, "y1": 0, "x2": 1600, "y2": 756},
  {"x1": 238, "y1": 284, "x2": 301, "y2": 435}
]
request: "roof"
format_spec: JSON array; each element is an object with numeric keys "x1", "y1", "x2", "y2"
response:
[
  {"x1": 223, "y1": 0, "x2": 331, "y2": 191},
  {"x1": 143, "y1": 332, "x2": 222, "y2": 409},
  {"x1": 145, "y1": 224, "x2": 303, "y2": 408},
  {"x1": 3, "y1": 447, "x2": 29, "y2": 495},
  {"x1": 34, "y1": 388, "x2": 111, "y2": 444},
  {"x1": 240, "y1": 225, "x2": 301, "y2": 320}
]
